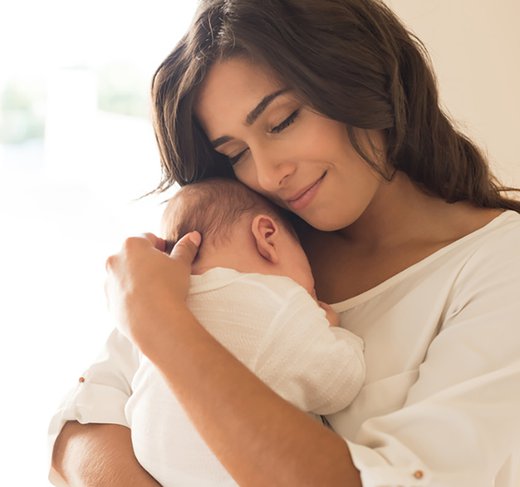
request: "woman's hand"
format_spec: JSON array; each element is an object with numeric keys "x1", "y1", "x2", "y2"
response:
[{"x1": 104, "y1": 231, "x2": 201, "y2": 353}]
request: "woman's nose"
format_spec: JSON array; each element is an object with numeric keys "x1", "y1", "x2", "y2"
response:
[{"x1": 253, "y1": 146, "x2": 296, "y2": 192}]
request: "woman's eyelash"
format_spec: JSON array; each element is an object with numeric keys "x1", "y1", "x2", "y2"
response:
[
  {"x1": 229, "y1": 148, "x2": 249, "y2": 166},
  {"x1": 227, "y1": 109, "x2": 300, "y2": 166},
  {"x1": 270, "y1": 109, "x2": 300, "y2": 134}
]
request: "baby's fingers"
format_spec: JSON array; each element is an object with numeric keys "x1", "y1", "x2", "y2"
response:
[{"x1": 317, "y1": 300, "x2": 340, "y2": 327}]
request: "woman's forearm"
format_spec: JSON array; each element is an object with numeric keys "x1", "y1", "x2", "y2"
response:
[
  {"x1": 52, "y1": 422, "x2": 161, "y2": 487},
  {"x1": 144, "y1": 306, "x2": 362, "y2": 487}
]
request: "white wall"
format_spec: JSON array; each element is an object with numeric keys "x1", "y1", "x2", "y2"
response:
[{"x1": 386, "y1": 0, "x2": 520, "y2": 187}]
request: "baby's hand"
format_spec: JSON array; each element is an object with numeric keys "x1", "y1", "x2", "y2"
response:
[{"x1": 317, "y1": 301, "x2": 339, "y2": 327}]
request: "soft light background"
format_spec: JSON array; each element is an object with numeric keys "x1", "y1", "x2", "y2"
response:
[
  {"x1": 0, "y1": 1, "x2": 518, "y2": 485},
  {"x1": 0, "y1": 1, "x2": 198, "y2": 485}
]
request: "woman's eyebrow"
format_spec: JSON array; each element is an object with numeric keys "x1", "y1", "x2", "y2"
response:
[
  {"x1": 211, "y1": 88, "x2": 288, "y2": 149},
  {"x1": 245, "y1": 88, "x2": 288, "y2": 125}
]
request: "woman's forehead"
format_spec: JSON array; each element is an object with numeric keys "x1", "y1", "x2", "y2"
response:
[{"x1": 195, "y1": 57, "x2": 283, "y2": 129}]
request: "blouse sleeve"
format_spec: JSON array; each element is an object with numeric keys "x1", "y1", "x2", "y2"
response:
[
  {"x1": 253, "y1": 286, "x2": 366, "y2": 415},
  {"x1": 48, "y1": 328, "x2": 139, "y2": 483},
  {"x1": 343, "y1": 236, "x2": 520, "y2": 486}
]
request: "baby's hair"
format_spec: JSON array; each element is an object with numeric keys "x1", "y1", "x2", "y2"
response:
[{"x1": 162, "y1": 177, "x2": 297, "y2": 251}]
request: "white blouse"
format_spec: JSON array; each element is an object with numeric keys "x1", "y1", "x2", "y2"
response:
[
  {"x1": 327, "y1": 210, "x2": 520, "y2": 486},
  {"x1": 49, "y1": 211, "x2": 520, "y2": 487}
]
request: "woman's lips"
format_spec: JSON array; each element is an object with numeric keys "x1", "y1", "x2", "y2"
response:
[{"x1": 286, "y1": 172, "x2": 326, "y2": 211}]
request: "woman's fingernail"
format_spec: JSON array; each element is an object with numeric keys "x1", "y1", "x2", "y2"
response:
[{"x1": 188, "y1": 231, "x2": 201, "y2": 246}]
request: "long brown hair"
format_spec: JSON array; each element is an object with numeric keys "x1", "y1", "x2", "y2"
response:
[{"x1": 151, "y1": 0, "x2": 520, "y2": 211}]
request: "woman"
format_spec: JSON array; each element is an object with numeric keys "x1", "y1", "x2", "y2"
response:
[{"x1": 51, "y1": 0, "x2": 520, "y2": 485}]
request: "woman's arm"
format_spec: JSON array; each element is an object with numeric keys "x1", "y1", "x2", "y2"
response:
[
  {"x1": 147, "y1": 307, "x2": 361, "y2": 486},
  {"x1": 52, "y1": 422, "x2": 161, "y2": 486},
  {"x1": 48, "y1": 328, "x2": 147, "y2": 485},
  {"x1": 105, "y1": 233, "x2": 362, "y2": 486}
]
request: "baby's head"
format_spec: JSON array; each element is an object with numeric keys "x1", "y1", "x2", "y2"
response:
[{"x1": 162, "y1": 178, "x2": 315, "y2": 295}]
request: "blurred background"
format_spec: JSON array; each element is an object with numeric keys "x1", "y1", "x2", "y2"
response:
[
  {"x1": 0, "y1": 1, "x2": 518, "y2": 485},
  {"x1": 0, "y1": 1, "x2": 198, "y2": 484}
]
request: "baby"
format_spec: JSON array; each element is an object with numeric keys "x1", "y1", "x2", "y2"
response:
[{"x1": 125, "y1": 177, "x2": 365, "y2": 486}]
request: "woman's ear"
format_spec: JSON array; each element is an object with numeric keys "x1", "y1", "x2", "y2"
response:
[{"x1": 251, "y1": 214, "x2": 280, "y2": 264}]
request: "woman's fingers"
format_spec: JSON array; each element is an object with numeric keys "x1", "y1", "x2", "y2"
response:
[
  {"x1": 170, "y1": 231, "x2": 201, "y2": 264},
  {"x1": 103, "y1": 231, "x2": 202, "y2": 351},
  {"x1": 141, "y1": 232, "x2": 167, "y2": 252},
  {"x1": 105, "y1": 233, "x2": 167, "y2": 272}
]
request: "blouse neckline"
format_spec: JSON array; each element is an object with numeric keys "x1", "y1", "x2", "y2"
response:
[{"x1": 331, "y1": 210, "x2": 517, "y2": 312}]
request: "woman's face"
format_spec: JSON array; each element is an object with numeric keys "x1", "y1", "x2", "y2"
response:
[{"x1": 195, "y1": 57, "x2": 385, "y2": 231}]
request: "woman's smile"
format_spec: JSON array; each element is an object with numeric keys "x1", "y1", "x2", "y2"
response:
[{"x1": 285, "y1": 171, "x2": 327, "y2": 211}]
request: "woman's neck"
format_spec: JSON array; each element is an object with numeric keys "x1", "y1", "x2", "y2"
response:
[
  {"x1": 336, "y1": 171, "x2": 499, "y2": 251},
  {"x1": 302, "y1": 171, "x2": 503, "y2": 302}
]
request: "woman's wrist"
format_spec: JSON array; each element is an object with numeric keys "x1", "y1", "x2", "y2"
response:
[{"x1": 133, "y1": 301, "x2": 201, "y2": 362}]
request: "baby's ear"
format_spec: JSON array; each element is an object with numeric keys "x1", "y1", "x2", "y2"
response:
[{"x1": 251, "y1": 214, "x2": 279, "y2": 264}]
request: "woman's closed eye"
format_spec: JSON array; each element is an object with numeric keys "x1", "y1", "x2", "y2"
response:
[
  {"x1": 227, "y1": 108, "x2": 300, "y2": 165},
  {"x1": 229, "y1": 148, "x2": 249, "y2": 166},
  {"x1": 269, "y1": 109, "x2": 299, "y2": 134}
]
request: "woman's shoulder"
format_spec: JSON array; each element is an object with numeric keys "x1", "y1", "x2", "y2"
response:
[
  {"x1": 466, "y1": 209, "x2": 520, "y2": 252},
  {"x1": 448, "y1": 209, "x2": 520, "y2": 292},
  {"x1": 419, "y1": 209, "x2": 520, "y2": 281}
]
